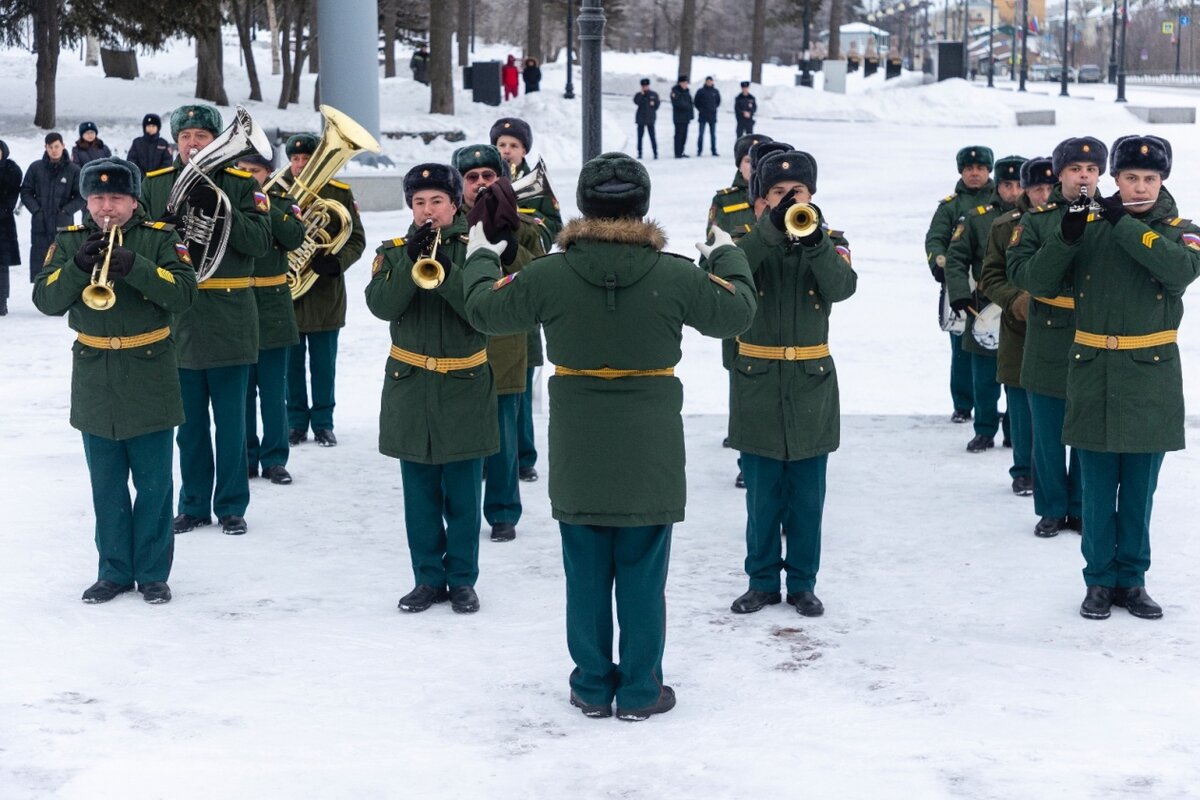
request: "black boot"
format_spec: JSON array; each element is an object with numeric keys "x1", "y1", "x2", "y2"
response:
[
  {"x1": 1112, "y1": 587, "x2": 1163, "y2": 619},
  {"x1": 449, "y1": 585, "x2": 480, "y2": 614},
  {"x1": 950, "y1": 409, "x2": 971, "y2": 423},
  {"x1": 787, "y1": 591, "x2": 825, "y2": 617},
  {"x1": 81, "y1": 579, "x2": 133, "y2": 604},
  {"x1": 730, "y1": 589, "x2": 781, "y2": 614},
  {"x1": 288, "y1": 428, "x2": 307, "y2": 446},
  {"x1": 398, "y1": 584, "x2": 448, "y2": 613},
  {"x1": 248, "y1": 465, "x2": 259, "y2": 478},
  {"x1": 313, "y1": 429, "x2": 337, "y2": 447},
  {"x1": 966, "y1": 435, "x2": 994, "y2": 453},
  {"x1": 734, "y1": 470, "x2": 745, "y2": 489},
  {"x1": 1064, "y1": 515, "x2": 1083, "y2": 534},
  {"x1": 172, "y1": 513, "x2": 211, "y2": 534},
  {"x1": 1034, "y1": 516, "x2": 1066, "y2": 538},
  {"x1": 1080, "y1": 586, "x2": 1113, "y2": 620},
  {"x1": 0, "y1": 298, "x2": 7, "y2": 316},
  {"x1": 616, "y1": 686, "x2": 676, "y2": 722},
  {"x1": 722, "y1": 436, "x2": 731, "y2": 448},
  {"x1": 1011, "y1": 475, "x2": 1033, "y2": 496},
  {"x1": 570, "y1": 692, "x2": 613, "y2": 718},
  {"x1": 262, "y1": 465, "x2": 293, "y2": 485},
  {"x1": 219, "y1": 515, "x2": 248, "y2": 535},
  {"x1": 518, "y1": 466, "x2": 538, "y2": 482},
  {"x1": 491, "y1": 522, "x2": 516, "y2": 542},
  {"x1": 138, "y1": 581, "x2": 172, "y2": 604}
]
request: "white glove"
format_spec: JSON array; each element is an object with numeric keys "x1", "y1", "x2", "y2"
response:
[
  {"x1": 465, "y1": 221, "x2": 509, "y2": 262},
  {"x1": 695, "y1": 225, "x2": 734, "y2": 259}
]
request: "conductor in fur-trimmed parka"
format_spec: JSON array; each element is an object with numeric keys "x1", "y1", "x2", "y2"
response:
[{"x1": 461, "y1": 152, "x2": 756, "y2": 722}]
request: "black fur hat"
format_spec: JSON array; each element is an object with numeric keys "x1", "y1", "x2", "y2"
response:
[
  {"x1": 734, "y1": 133, "x2": 773, "y2": 167},
  {"x1": 576, "y1": 152, "x2": 650, "y2": 219},
  {"x1": 956, "y1": 145, "x2": 994, "y2": 171},
  {"x1": 1110, "y1": 135, "x2": 1172, "y2": 179},
  {"x1": 1051, "y1": 136, "x2": 1107, "y2": 177},
  {"x1": 142, "y1": 113, "x2": 162, "y2": 131},
  {"x1": 404, "y1": 163, "x2": 464, "y2": 208},
  {"x1": 993, "y1": 155, "x2": 1026, "y2": 183},
  {"x1": 489, "y1": 117, "x2": 532, "y2": 152},
  {"x1": 285, "y1": 133, "x2": 319, "y2": 157},
  {"x1": 640, "y1": 78, "x2": 651, "y2": 86},
  {"x1": 756, "y1": 150, "x2": 818, "y2": 198},
  {"x1": 1019, "y1": 156, "x2": 1056, "y2": 189},
  {"x1": 80, "y1": 156, "x2": 141, "y2": 198},
  {"x1": 748, "y1": 140, "x2": 793, "y2": 199}
]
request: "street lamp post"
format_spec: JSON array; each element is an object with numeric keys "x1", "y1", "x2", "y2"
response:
[
  {"x1": 1108, "y1": 0, "x2": 1118, "y2": 82},
  {"x1": 578, "y1": 0, "x2": 606, "y2": 161},
  {"x1": 962, "y1": 0, "x2": 970, "y2": 80},
  {"x1": 1019, "y1": 0, "x2": 1028, "y2": 90},
  {"x1": 564, "y1": 0, "x2": 576, "y2": 99},
  {"x1": 800, "y1": 0, "x2": 813, "y2": 87},
  {"x1": 987, "y1": 0, "x2": 995, "y2": 86},
  {"x1": 1060, "y1": 0, "x2": 1070, "y2": 96},
  {"x1": 1116, "y1": 0, "x2": 1128, "y2": 101}
]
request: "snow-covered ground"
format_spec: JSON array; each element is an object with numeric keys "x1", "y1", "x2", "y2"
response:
[{"x1": 2, "y1": 37, "x2": 1200, "y2": 798}]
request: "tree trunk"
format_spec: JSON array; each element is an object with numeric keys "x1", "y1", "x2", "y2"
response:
[
  {"x1": 277, "y1": 2, "x2": 294, "y2": 108},
  {"x1": 827, "y1": 0, "x2": 844, "y2": 60},
  {"x1": 457, "y1": 0, "x2": 470, "y2": 67},
  {"x1": 33, "y1": 0, "x2": 60, "y2": 128},
  {"x1": 309, "y1": 6, "x2": 319, "y2": 74},
  {"x1": 84, "y1": 36, "x2": 99, "y2": 67},
  {"x1": 288, "y1": 3, "x2": 310, "y2": 104},
  {"x1": 527, "y1": 0, "x2": 544, "y2": 63},
  {"x1": 429, "y1": 1, "x2": 454, "y2": 114},
  {"x1": 382, "y1": 0, "x2": 397, "y2": 77},
  {"x1": 678, "y1": 0, "x2": 696, "y2": 80},
  {"x1": 266, "y1": 0, "x2": 282, "y2": 75},
  {"x1": 750, "y1": 0, "x2": 766, "y2": 83},
  {"x1": 233, "y1": 0, "x2": 263, "y2": 101},
  {"x1": 195, "y1": 14, "x2": 229, "y2": 106}
]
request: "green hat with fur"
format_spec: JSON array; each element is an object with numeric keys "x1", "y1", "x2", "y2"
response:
[
  {"x1": 956, "y1": 145, "x2": 994, "y2": 172},
  {"x1": 451, "y1": 144, "x2": 504, "y2": 175},
  {"x1": 285, "y1": 133, "x2": 320, "y2": 157},
  {"x1": 79, "y1": 157, "x2": 141, "y2": 199},
  {"x1": 169, "y1": 104, "x2": 222, "y2": 140},
  {"x1": 576, "y1": 152, "x2": 650, "y2": 219}
]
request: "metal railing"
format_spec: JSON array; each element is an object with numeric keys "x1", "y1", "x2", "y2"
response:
[{"x1": 1123, "y1": 71, "x2": 1200, "y2": 87}]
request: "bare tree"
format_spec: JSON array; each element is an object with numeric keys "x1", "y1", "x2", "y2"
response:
[
  {"x1": 381, "y1": 0, "x2": 397, "y2": 77},
  {"x1": 195, "y1": 10, "x2": 229, "y2": 105},
  {"x1": 429, "y1": 1, "x2": 454, "y2": 113},
  {"x1": 266, "y1": 0, "x2": 281, "y2": 75},
  {"x1": 678, "y1": 0, "x2": 696, "y2": 79},
  {"x1": 458, "y1": 0, "x2": 470, "y2": 66},
  {"x1": 750, "y1": 0, "x2": 766, "y2": 82},
  {"x1": 231, "y1": 0, "x2": 263, "y2": 101},
  {"x1": 527, "y1": 0, "x2": 544, "y2": 63},
  {"x1": 33, "y1": 2, "x2": 61, "y2": 128},
  {"x1": 277, "y1": 0, "x2": 311, "y2": 108},
  {"x1": 827, "y1": 0, "x2": 843, "y2": 60}
]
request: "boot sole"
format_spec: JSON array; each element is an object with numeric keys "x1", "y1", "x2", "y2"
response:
[
  {"x1": 570, "y1": 696, "x2": 613, "y2": 718},
  {"x1": 173, "y1": 520, "x2": 211, "y2": 534},
  {"x1": 730, "y1": 594, "x2": 781, "y2": 614},
  {"x1": 1080, "y1": 608, "x2": 1111, "y2": 620},
  {"x1": 1112, "y1": 599, "x2": 1163, "y2": 619}
]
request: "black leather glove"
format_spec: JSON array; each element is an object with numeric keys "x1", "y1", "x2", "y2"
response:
[
  {"x1": 72, "y1": 231, "x2": 106, "y2": 272},
  {"x1": 405, "y1": 221, "x2": 437, "y2": 263},
  {"x1": 499, "y1": 230, "x2": 518, "y2": 267},
  {"x1": 106, "y1": 246, "x2": 136, "y2": 279},
  {"x1": 768, "y1": 188, "x2": 799, "y2": 232},
  {"x1": 950, "y1": 297, "x2": 973, "y2": 313},
  {"x1": 187, "y1": 183, "x2": 221, "y2": 217},
  {"x1": 1060, "y1": 205, "x2": 1087, "y2": 244},
  {"x1": 796, "y1": 227, "x2": 823, "y2": 247},
  {"x1": 310, "y1": 254, "x2": 342, "y2": 277},
  {"x1": 1097, "y1": 192, "x2": 1127, "y2": 226}
]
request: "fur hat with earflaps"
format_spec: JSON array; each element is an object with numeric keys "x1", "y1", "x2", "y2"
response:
[
  {"x1": 755, "y1": 150, "x2": 818, "y2": 199},
  {"x1": 169, "y1": 104, "x2": 222, "y2": 141},
  {"x1": 956, "y1": 145, "x2": 994, "y2": 172},
  {"x1": 489, "y1": 118, "x2": 532, "y2": 152},
  {"x1": 80, "y1": 157, "x2": 141, "y2": 199},
  {"x1": 1020, "y1": 156, "x2": 1056, "y2": 189},
  {"x1": 576, "y1": 152, "x2": 651, "y2": 219},
  {"x1": 285, "y1": 133, "x2": 320, "y2": 157},
  {"x1": 1109, "y1": 135, "x2": 1172, "y2": 179},
  {"x1": 1051, "y1": 136, "x2": 1107, "y2": 177},
  {"x1": 734, "y1": 134, "x2": 773, "y2": 168},
  {"x1": 993, "y1": 155, "x2": 1026, "y2": 184},
  {"x1": 404, "y1": 163, "x2": 464, "y2": 208},
  {"x1": 451, "y1": 144, "x2": 505, "y2": 175}
]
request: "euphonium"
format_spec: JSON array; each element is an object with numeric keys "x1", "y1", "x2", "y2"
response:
[
  {"x1": 81, "y1": 217, "x2": 122, "y2": 311},
  {"x1": 411, "y1": 226, "x2": 444, "y2": 290},
  {"x1": 266, "y1": 105, "x2": 382, "y2": 300},
  {"x1": 783, "y1": 202, "x2": 820, "y2": 239},
  {"x1": 510, "y1": 157, "x2": 555, "y2": 203}
]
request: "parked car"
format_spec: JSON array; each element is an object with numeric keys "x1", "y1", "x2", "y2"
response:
[
  {"x1": 1044, "y1": 65, "x2": 1077, "y2": 82},
  {"x1": 1029, "y1": 64, "x2": 1050, "y2": 81},
  {"x1": 1077, "y1": 64, "x2": 1103, "y2": 83}
]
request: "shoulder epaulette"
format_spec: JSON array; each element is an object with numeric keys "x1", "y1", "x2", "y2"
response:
[
  {"x1": 144, "y1": 166, "x2": 176, "y2": 178},
  {"x1": 458, "y1": 234, "x2": 470, "y2": 244},
  {"x1": 224, "y1": 167, "x2": 253, "y2": 178},
  {"x1": 518, "y1": 211, "x2": 545, "y2": 226},
  {"x1": 973, "y1": 205, "x2": 993, "y2": 216},
  {"x1": 1169, "y1": 217, "x2": 1191, "y2": 227},
  {"x1": 328, "y1": 179, "x2": 350, "y2": 190},
  {"x1": 661, "y1": 251, "x2": 698, "y2": 266},
  {"x1": 939, "y1": 194, "x2": 957, "y2": 204},
  {"x1": 57, "y1": 224, "x2": 86, "y2": 233},
  {"x1": 142, "y1": 220, "x2": 176, "y2": 231},
  {"x1": 716, "y1": 186, "x2": 739, "y2": 196},
  {"x1": 827, "y1": 229, "x2": 845, "y2": 240},
  {"x1": 381, "y1": 237, "x2": 406, "y2": 249},
  {"x1": 1031, "y1": 203, "x2": 1059, "y2": 214}
]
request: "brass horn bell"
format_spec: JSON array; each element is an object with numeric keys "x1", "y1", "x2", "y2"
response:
[
  {"x1": 783, "y1": 202, "x2": 819, "y2": 239},
  {"x1": 411, "y1": 227, "x2": 445, "y2": 290}
]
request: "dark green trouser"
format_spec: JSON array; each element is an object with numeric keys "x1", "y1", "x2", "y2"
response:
[
  {"x1": 970, "y1": 351, "x2": 1002, "y2": 437},
  {"x1": 82, "y1": 429, "x2": 174, "y2": 585},
  {"x1": 484, "y1": 393, "x2": 522, "y2": 526},
  {"x1": 1028, "y1": 391, "x2": 1082, "y2": 519},
  {"x1": 742, "y1": 452, "x2": 828, "y2": 594},
  {"x1": 178, "y1": 365, "x2": 251, "y2": 519},
  {"x1": 949, "y1": 332, "x2": 973, "y2": 413},
  {"x1": 1077, "y1": 450, "x2": 1164, "y2": 588},
  {"x1": 561, "y1": 523, "x2": 672, "y2": 710},
  {"x1": 1005, "y1": 385, "x2": 1032, "y2": 480},
  {"x1": 287, "y1": 329, "x2": 339, "y2": 432},
  {"x1": 246, "y1": 345, "x2": 290, "y2": 470},
  {"x1": 517, "y1": 366, "x2": 537, "y2": 470},
  {"x1": 400, "y1": 458, "x2": 484, "y2": 588}
]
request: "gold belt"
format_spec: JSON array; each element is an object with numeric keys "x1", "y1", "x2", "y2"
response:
[
  {"x1": 77, "y1": 326, "x2": 171, "y2": 351},
  {"x1": 248, "y1": 274, "x2": 288, "y2": 288},
  {"x1": 554, "y1": 366, "x2": 675, "y2": 379},
  {"x1": 1035, "y1": 295, "x2": 1075, "y2": 310},
  {"x1": 199, "y1": 277, "x2": 261, "y2": 290},
  {"x1": 1074, "y1": 330, "x2": 1178, "y2": 351},
  {"x1": 389, "y1": 345, "x2": 488, "y2": 373},
  {"x1": 736, "y1": 338, "x2": 831, "y2": 361}
]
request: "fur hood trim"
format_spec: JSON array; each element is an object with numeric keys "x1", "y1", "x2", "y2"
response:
[{"x1": 556, "y1": 217, "x2": 667, "y2": 250}]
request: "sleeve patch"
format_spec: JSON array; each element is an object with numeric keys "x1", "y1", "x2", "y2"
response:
[
  {"x1": 156, "y1": 267, "x2": 176, "y2": 284},
  {"x1": 292, "y1": 204, "x2": 303, "y2": 218},
  {"x1": 835, "y1": 245, "x2": 852, "y2": 265},
  {"x1": 1009, "y1": 225, "x2": 1023, "y2": 247},
  {"x1": 707, "y1": 273, "x2": 736, "y2": 294},
  {"x1": 1181, "y1": 232, "x2": 1200, "y2": 251},
  {"x1": 1142, "y1": 231, "x2": 1159, "y2": 249},
  {"x1": 46, "y1": 267, "x2": 61, "y2": 285},
  {"x1": 175, "y1": 242, "x2": 193, "y2": 265},
  {"x1": 371, "y1": 253, "x2": 384, "y2": 275},
  {"x1": 254, "y1": 191, "x2": 270, "y2": 213},
  {"x1": 492, "y1": 273, "x2": 518, "y2": 291},
  {"x1": 43, "y1": 242, "x2": 57, "y2": 266},
  {"x1": 950, "y1": 223, "x2": 965, "y2": 243}
]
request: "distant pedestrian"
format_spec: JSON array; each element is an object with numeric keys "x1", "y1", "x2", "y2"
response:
[
  {"x1": 670, "y1": 75, "x2": 694, "y2": 159},
  {"x1": 633, "y1": 78, "x2": 659, "y2": 160},
  {"x1": 20, "y1": 132, "x2": 84, "y2": 281},
  {"x1": 735, "y1": 81, "x2": 757, "y2": 136},
  {"x1": 0, "y1": 139, "x2": 21, "y2": 316},
  {"x1": 126, "y1": 113, "x2": 173, "y2": 175},
  {"x1": 71, "y1": 122, "x2": 112, "y2": 168},
  {"x1": 503, "y1": 55, "x2": 520, "y2": 101},
  {"x1": 523, "y1": 57, "x2": 542, "y2": 93},
  {"x1": 694, "y1": 76, "x2": 721, "y2": 157},
  {"x1": 410, "y1": 45, "x2": 430, "y2": 85}
]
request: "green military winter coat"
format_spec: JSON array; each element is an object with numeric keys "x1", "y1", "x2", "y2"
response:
[
  {"x1": 288, "y1": 179, "x2": 366, "y2": 333},
  {"x1": 978, "y1": 194, "x2": 1033, "y2": 387},
  {"x1": 707, "y1": 172, "x2": 757, "y2": 241},
  {"x1": 1013, "y1": 187, "x2": 1200, "y2": 453},
  {"x1": 254, "y1": 188, "x2": 305, "y2": 350},
  {"x1": 365, "y1": 212, "x2": 499, "y2": 464},
  {"x1": 731, "y1": 211, "x2": 856, "y2": 461},
  {"x1": 32, "y1": 208, "x2": 197, "y2": 440},
  {"x1": 141, "y1": 161, "x2": 272, "y2": 369},
  {"x1": 1007, "y1": 186, "x2": 1082, "y2": 399},
  {"x1": 485, "y1": 216, "x2": 546, "y2": 395},
  {"x1": 924, "y1": 177, "x2": 996, "y2": 279},
  {"x1": 946, "y1": 190, "x2": 1015, "y2": 356},
  {"x1": 462, "y1": 217, "x2": 757, "y2": 527}
]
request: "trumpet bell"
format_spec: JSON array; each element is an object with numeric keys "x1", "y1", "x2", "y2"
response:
[
  {"x1": 411, "y1": 257, "x2": 444, "y2": 290},
  {"x1": 784, "y1": 203, "x2": 819, "y2": 239},
  {"x1": 81, "y1": 284, "x2": 116, "y2": 311}
]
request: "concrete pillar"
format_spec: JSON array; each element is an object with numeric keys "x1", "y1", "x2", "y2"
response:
[{"x1": 317, "y1": 0, "x2": 387, "y2": 163}]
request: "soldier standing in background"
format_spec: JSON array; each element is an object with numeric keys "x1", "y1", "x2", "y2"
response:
[
  {"x1": 734, "y1": 81, "x2": 757, "y2": 137},
  {"x1": 633, "y1": 79, "x2": 660, "y2": 161},
  {"x1": 670, "y1": 76, "x2": 694, "y2": 160}
]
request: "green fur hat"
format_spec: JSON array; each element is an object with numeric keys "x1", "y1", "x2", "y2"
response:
[
  {"x1": 993, "y1": 155, "x2": 1026, "y2": 184},
  {"x1": 169, "y1": 104, "x2": 222, "y2": 140},
  {"x1": 79, "y1": 156, "x2": 141, "y2": 198},
  {"x1": 576, "y1": 152, "x2": 650, "y2": 219},
  {"x1": 956, "y1": 145, "x2": 994, "y2": 172},
  {"x1": 451, "y1": 144, "x2": 505, "y2": 175},
  {"x1": 285, "y1": 133, "x2": 320, "y2": 157}
]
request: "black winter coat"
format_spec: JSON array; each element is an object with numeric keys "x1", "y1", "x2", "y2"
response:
[
  {"x1": 694, "y1": 86, "x2": 721, "y2": 121},
  {"x1": 20, "y1": 153, "x2": 84, "y2": 240},
  {"x1": 71, "y1": 138, "x2": 112, "y2": 167},
  {"x1": 523, "y1": 64, "x2": 542, "y2": 92},
  {"x1": 670, "y1": 85, "x2": 695, "y2": 121},
  {"x1": 0, "y1": 140, "x2": 22, "y2": 267},
  {"x1": 634, "y1": 90, "x2": 660, "y2": 124},
  {"x1": 127, "y1": 134, "x2": 173, "y2": 175},
  {"x1": 734, "y1": 92, "x2": 757, "y2": 119}
]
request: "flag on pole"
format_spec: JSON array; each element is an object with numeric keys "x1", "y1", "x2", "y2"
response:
[{"x1": 1030, "y1": 15, "x2": 1040, "y2": 34}]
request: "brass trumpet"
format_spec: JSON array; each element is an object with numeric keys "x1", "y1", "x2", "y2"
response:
[
  {"x1": 411, "y1": 226, "x2": 444, "y2": 289},
  {"x1": 783, "y1": 202, "x2": 819, "y2": 239},
  {"x1": 81, "y1": 217, "x2": 122, "y2": 311}
]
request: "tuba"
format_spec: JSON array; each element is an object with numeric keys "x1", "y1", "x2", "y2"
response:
[
  {"x1": 266, "y1": 105, "x2": 381, "y2": 300},
  {"x1": 166, "y1": 105, "x2": 272, "y2": 282},
  {"x1": 80, "y1": 217, "x2": 122, "y2": 311}
]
